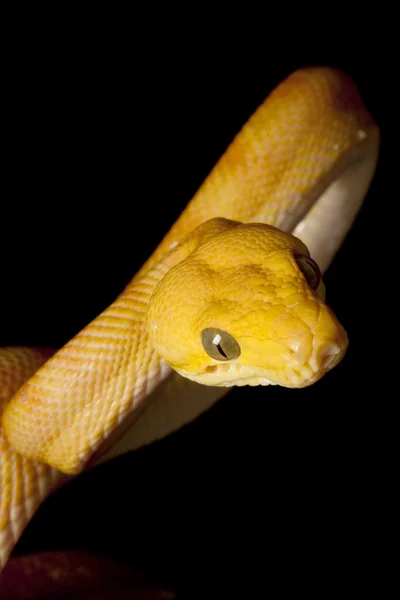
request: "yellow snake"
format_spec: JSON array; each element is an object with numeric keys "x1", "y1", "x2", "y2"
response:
[{"x1": 0, "y1": 67, "x2": 379, "y2": 572}]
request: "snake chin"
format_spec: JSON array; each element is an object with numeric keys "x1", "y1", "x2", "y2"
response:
[
  {"x1": 175, "y1": 369, "x2": 276, "y2": 388},
  {"x1": 174, "y1": 363, "x2": 274, "y2": 387}
]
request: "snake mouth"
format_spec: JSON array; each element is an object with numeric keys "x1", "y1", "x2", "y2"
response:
[
  {"x1": 176, "y1": 362, "x2": 275, "y2": 388},
  {"x1": 176, "y1": 335, "x2": 347, "y2": 389},
  {"x1": 177, "y1": 360, "x2": 325, "y2": 389}
]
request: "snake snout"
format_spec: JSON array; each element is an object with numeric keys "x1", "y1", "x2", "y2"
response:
[
  {"x1": 307, "y1": 306, "x2": 349, "y2": 377},
  {"x1": 275, "y1": 304, "x2": 348, "y2": 385},
  {"x1": 309, "y1": 336, "x2": 347, "y2": 375}
]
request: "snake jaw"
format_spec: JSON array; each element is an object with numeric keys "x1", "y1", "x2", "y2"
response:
[
  {"x1": 173, "y1": 362, "x2": 277, "y2": 388},
  {"x1": 173, "y1": 335, "x2": 347, "y2": 389}
]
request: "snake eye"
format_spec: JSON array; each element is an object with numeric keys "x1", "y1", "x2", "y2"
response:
[
  {"x1": 201, "y1": 328, "x2": 241, "y2": 361},
  {"x1": 295, "y1": 254, "x2": 321, "y2": 290}
]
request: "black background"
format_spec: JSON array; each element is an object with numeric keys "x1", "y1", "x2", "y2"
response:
[{"x1": 1, "y1": 25, "x2": 390, "y2": 597}]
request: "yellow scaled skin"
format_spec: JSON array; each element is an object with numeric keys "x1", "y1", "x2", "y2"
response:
[
  {"x1": 0, "y1": 67, "x2": 379, "y2": 572},
  {"x1": 0, "y1": 348, "x2": 67, "y2": 570},
  {"x1": 148, "y1": 219, "x2": 347, "y2": 388}
]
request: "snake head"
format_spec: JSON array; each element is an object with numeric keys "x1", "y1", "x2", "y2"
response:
[{"x1": 147, "y1": 220, "x2": 348, "y2": 389}]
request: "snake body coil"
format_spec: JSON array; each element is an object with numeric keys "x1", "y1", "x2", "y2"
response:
[{"x1": 0, "y1": 67, "x2": 379, "y2": 571}]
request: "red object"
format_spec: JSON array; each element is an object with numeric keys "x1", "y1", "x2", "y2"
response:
[{"x1": 0, "y1": 551, "x2": 175, "y2": 599}]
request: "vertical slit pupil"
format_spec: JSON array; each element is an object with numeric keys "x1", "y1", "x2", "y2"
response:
[
  {"x1": 215, "y1": 343, "x2": 228, "y2": 358},
  {"x1": 202, "y1": 328, "x2": 241, "y2": 361}
]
